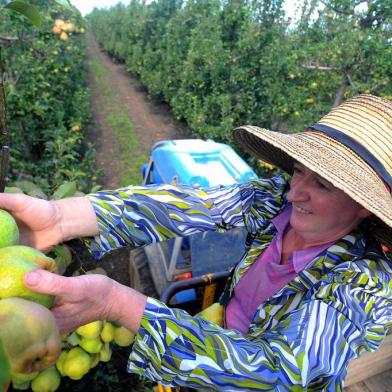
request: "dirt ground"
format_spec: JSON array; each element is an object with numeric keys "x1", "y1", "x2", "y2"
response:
[{"x1": 85, "y1": 31, "x2": 191, "y2": 189}]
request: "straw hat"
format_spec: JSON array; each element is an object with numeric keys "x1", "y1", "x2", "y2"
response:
[{"x1": 233, "y1": 94, "x2": 392, "y2": 248}]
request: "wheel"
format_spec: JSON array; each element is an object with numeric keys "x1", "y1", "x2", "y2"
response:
[{"x1": 128, "y1": 247, "x2": 158, "y2": 298}]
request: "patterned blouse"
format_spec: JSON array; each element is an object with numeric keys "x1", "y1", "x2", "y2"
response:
[{"x1": 86, "y1": 175, "x2": 392, "y2": 391}]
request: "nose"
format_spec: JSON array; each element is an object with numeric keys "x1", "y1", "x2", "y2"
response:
[{"x1": 286, "y1": 176, "x2": 311, "y2": 202}]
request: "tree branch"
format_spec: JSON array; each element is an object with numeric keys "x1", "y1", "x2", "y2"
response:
[
  {"x1": 319, "y1": 0, "x2": 357, "y2": 16},
  {"x1": 333, "y1": 75, "x2": 349, "y2": 107},
  {"x1": 368, "y1": 80, "x2": 389, "y2": 94},
  {"x1": 301, "y1": 63, "x2": 338, "y2": 71},
  {"x1": 346, "y1": 73, "x2": 355, "y2": 89},
  {"x1": 0, "y1": 35, "x2": 36, "y2": 46},
  {"x1": 5, "y1": 69, "x2": 18, "y2": 91}
]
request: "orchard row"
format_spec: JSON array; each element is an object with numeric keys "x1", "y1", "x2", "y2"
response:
[{"x1": 89, "y1": 0, "x2": 391, "y2": 150}]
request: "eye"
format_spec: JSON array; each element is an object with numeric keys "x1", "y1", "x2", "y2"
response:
[
  {"x1": 315, "y1": 179, "x2": 331, "y2": 191},
  {"x1": 292, "y1": 165, "x2": 303, "y2": 175}
]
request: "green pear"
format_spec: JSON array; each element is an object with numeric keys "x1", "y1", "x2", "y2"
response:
[
  {"x1": 78, "y1": 336, "x2": 103, "y2": 354},
  {"x1": 31, "y1": 367, "x2": 60, "y2": 392},
  {"x1": 62, "y1": 347, "x2": 91, "y2": 380},
  {"x1": 76, "y1": 320, "x2": 103, "y2": 339},
  {"x1": 100, "y1": 321, "x2": 115, "y2": 343},
  {"x1": 196, "y1": 303, "x2": 224, "y2": 326},
  {"x1": 0, "y1": 257, "x2": 53, "y2": 308},
  {"x1": 0, "y1": 245, "x2": 57, "y2": 273},
  {"x1": 113, "y1": 326, "x2": 135, "y2": 347},
  {"x1": 0, "y1": 209, "x2": 19, "y2": 248},
  {"x1": 0, "y1": 298, "x2": 61, "y2": 374}
]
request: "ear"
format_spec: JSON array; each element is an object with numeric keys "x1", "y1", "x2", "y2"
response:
[{"x1": 357, "y1": 208, "x2": 372, "y2": 219}]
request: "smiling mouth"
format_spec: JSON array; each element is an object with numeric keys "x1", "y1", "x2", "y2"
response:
[{"x1": 294, "y1": 205, "x2": 311, "y2": 214}]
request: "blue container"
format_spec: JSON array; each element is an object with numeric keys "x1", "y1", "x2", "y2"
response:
[{"x1": 149, "y1": 139, "x2": 257, "y2": 187}]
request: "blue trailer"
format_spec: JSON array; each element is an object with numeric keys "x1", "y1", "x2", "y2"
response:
[{"x1": 128, "y1": 139, "x2": 258, "y2": 303}]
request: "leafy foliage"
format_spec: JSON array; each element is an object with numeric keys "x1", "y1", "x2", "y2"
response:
[
  {"x1": 89, "y1": 0, "x2": 391, "y2": 150},
  {"x1": 1, "y1": 0, "x2": 99, "y2": 193}
]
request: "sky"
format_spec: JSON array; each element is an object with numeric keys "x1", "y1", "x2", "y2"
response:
[
  {"x1": 69, "y1": 0, "x2": 130, "y2": 17},
  {"x1": 70, "y1": 0, "x2": 302, "y2": 19}
]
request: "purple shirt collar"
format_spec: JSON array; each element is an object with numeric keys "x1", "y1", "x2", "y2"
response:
[{"x1": 271, "y1": 205, "x2": 334, "y2": 273}]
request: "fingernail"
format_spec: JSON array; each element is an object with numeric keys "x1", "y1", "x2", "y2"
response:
[{"x1": 25, "y1": 270, "x2": 40, "y2": 286}]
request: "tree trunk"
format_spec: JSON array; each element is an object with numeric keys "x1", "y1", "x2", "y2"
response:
[{"x1": 333, "y1": 75, "x2": 348, "y2": 107}]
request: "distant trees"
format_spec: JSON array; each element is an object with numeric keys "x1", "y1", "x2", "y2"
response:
[
  {"x1": 1, "y1": 0, "x2": 97, "y2": 191},
  {"x1": 89, "y1": 0, "x2": 391, "y2": 144}
]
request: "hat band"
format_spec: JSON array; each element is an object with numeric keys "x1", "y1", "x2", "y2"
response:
[{"x1": 310, "y1": 123, "x2": 392, "y2": 191}]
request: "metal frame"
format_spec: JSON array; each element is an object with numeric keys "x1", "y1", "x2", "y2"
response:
[{"x1": 160, "y1": 270, "x2": 231, "y2": 304}]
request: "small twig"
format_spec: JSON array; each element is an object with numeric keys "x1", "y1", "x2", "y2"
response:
[
  {"x1": 0, "y1": 47, "x2": 10, "y2": 192},
  {"x1": 182, "y1": 17, "x2": 193, "y2": 24},
  {"x1": 368, "y1": 80, "x2": 388, "y2": 94},
  {"x1": 319, "y1": 0, "x2": 360, "y2": 15},
  {"x1": 346, "y1": 73, "x2": 355, "y2": 88},
  {"x1": 0, "y1": 34, "x2": 36, "y2": 44},
  {"x1": 301, "y1": 63, "x2": 338, "y2": 71},
  {"x1": 19, "y1": 120, "x2": 34, "y2": 162},
  {"x1": 6, "y1": 69, "x2": 18, "y2": 90}
]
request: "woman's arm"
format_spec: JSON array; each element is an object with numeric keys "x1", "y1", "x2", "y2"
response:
[
  {"x1": 85, "y1": 183, "x2": 246, "y2": 258},
  {"x1": 0, "y1": 175, "x2": 287, "y2": 254},
  {"x1": 55, "y1": 197, "x2": 99, "y2": 241},
  {"x1": 85, "y1": 175, "x2": 288, "y2": 258}
]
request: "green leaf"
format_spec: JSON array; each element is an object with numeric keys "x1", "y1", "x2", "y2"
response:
[
  {"x1": 51, "y1": 181, "x2": 77, "y2": 199},
  {"x1": 4, "y1": 1, "x2": 42, "y2": 29},
  {"x1": 90, "y1": 185, "x2": 102, "y2": 193},
  {"x1": 4, "y1": 186, "x2": 24, "y2": 194},
  {"x1": 0, "y1": 338, "x2": 11, "y2": 391},
  {"x1": 54, "y1": 0, "x2": 73, "y2": 11},
  {"x1": 49, "y1": 245, "x2": 73, "y2": 275},
  {"x1": 27, "y1": 188, "x2": 48, "y2": 200},
  {"x1": 14, "y1": 180, "x2": 40, "y2": 193}
]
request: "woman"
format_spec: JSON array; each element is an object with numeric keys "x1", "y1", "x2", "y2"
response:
[{"x1": 1, "y1": 94, "x2": 392, "y2": 390}]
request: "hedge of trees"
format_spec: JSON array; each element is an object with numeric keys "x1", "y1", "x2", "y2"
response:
[
  {"x1": 89, "y1": 0, "x2": 391, "y2": 147},
  {"x1": 1, "y1": 0, "x2": 98, "y2": 193}
]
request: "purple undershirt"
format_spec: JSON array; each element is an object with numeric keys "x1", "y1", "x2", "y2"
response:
[{"x1": 225, "y1": 205, "x2": 334, "y2": 335}]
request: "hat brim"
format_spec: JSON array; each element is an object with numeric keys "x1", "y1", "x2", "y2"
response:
[{"x1": 234, "y1": 125, "x2": 392, "y2": 248}]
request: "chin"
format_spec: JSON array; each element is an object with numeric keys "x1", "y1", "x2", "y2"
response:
[
  {"x1": 291, "y1": 221, "x2": 316, "y2": 237},
  {"x1": 290, "y1": 214, "x2": 311, "y2": 227}
]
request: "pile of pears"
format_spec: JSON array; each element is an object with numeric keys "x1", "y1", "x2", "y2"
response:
[{"x1": 0, "y1": 209, "x2": 135, "y2": 392}]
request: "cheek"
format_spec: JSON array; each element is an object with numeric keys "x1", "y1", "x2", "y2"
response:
[
  {"x1": 316, "y1": 194, "x2": 360, "y2": 221},
  {"x1": 311, "y1": 194, "x2": 345, "y2": 216}
]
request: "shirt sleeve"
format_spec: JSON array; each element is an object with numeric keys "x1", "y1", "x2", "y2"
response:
[
  {"x1": 84, "y1": 175, "x2": 288, "y2": 259},
  {"x1": 127, "y1": 270, "x2": 391, "y2": 391}
]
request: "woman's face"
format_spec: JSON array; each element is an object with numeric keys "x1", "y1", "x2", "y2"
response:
[{"x1": 286, "y1": 162, "x2": 371, "y2": 245}]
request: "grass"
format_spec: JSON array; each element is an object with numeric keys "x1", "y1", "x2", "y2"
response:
[{"x1": 87, "y1": 58, "x2": 148, "y2": 187}]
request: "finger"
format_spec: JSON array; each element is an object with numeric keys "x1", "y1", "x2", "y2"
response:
[
  {"x1": 0, "y1": 193, "x2": 28, "y2": 213},
  {"x1": 24, "y1": 269, "x2": 72, "y2": 296}
]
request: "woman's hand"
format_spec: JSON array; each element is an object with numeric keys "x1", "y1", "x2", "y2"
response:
[
  {"x1": 0, "y1": 194, "x2": 99, "y2": 251},
  {"x1": 0, "y1": 193, "x2": 62, "y2": 251},
  {"x1": 24, "y1": 270, "x2": 147, "y2": 335}
]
